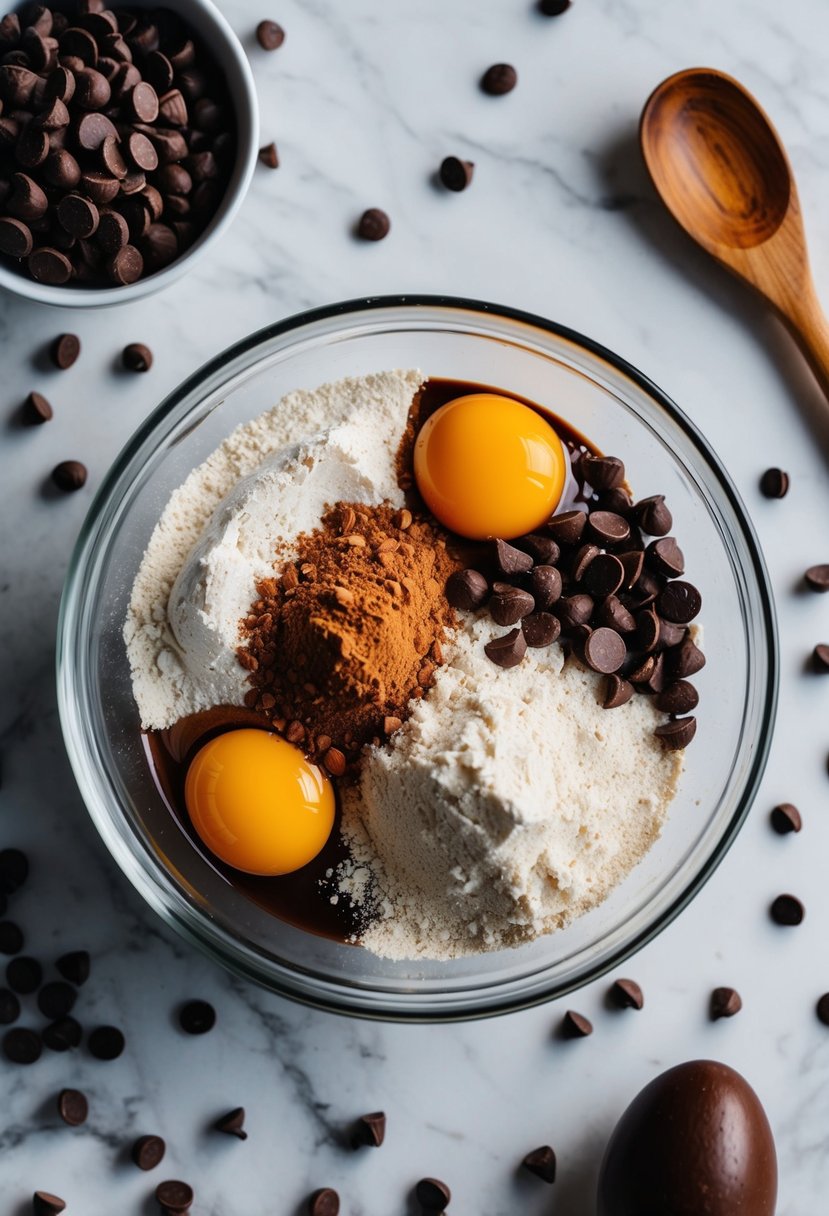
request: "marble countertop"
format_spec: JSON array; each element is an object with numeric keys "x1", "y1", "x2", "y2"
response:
[{"x1": 3, "y1": 0, "x2": 829, "y2": 1211}]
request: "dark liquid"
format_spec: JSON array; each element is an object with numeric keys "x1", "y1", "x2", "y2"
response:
[{"x1": 144, "y1": 378, "x2": 600, "y2": 944}]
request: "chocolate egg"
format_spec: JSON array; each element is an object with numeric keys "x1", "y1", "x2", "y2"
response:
[{"x1": 597, "y1": 1060, "x2": 777, "y2": 1216}]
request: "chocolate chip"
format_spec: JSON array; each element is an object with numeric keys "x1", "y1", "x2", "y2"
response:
[
  {"x1": 646, "y1": 536, "x2": 684, "y2": 578},
  {"x1": 583, "y1": 553, "x2": 625, "y2": 597},
  {"x1": 633, "y1": 494, "x2": 672, "y2": 536},
  {"x1": 132, "y1": 1133, "x2": 166, "y2": 1170},
  {"x1": 352, "y1": 1110, "x2": 385, "y2": 1147},
  {"x1": 179, "y1": 998, "x2": 215, "y2": 1034},
  {"x1": 817, "y1": 995, "x2": 829, "y2": 1027},
  {"x1": 107, "y1": 243, "x2": 143, "y2": 283},
  {"x1": 657, "y1": 580, "x2": 701, "y2": 624},
  {"x1": 770, "y1": 893, "x2": 804, "y2": 926},
  {"x1": 599, "y1": 486, "x2": 634, "y2": 517},
  {"x1": 805, "y1": 564, "x2": 829, "y2": 592},
  {"x1": 539, "y1": 0, "x2": 571, "y2": 12},
  {"x1": 555, "y1": 593, "x2": 593, "y2": 629},
  {"x1": 602, "y1": 674, "x2": 634, "y2": 709},
  {"x1": 309, "y1": 1189, "x2": 340, "y2": 1216},
  {"x1": 561, "y1": 1010, "x2": 593, "y2": 1038},
  {"x1": 596, "y1": 595, "x2": 635, "y2": 634},
  {"x1": 484, "y1": 627, "x2": 527, "y2": 669},
  {"x1": 655, "y1": 680, "x2": 698, "y2": 714},
  {"x1": 357, "y1": 207, "x2": 390, "y2": 240},
  {"x1": 0, "y1": 215, "x2": 33, "y2": 255},
  {"x1": 666, "y1": 633, "x2": 705, "y2": 678},
  {"x1": 43, "y1": 149, "x2": 81, "y2": 190},
  {"x1": 256, "y1": 19, "x2": 285, "y2": 50},
  {"x1": 582, "y1": 454, "x2": 624, "y2": 491},
  {"x1": 654, "y1": 715, "x2": 696, "y2": 749},
  {"x1": 121, "y1": 341, "x2": 153, "y2": 372},
  {"x1": 7, "y1": 955, "x2": 41, "y2": 993},
  {"x1": 0, "y1": 921, "x2": 23, "y2": 954},
  {"x1": 214, "y1": 1106, "x2": 247, "y2": 1139},
  {"x1": 515, "y1": 533, "x2": 559, "y2": 565},
  {"x1": 547, "y1": 509, "x2": 586, "y2": 545},
  {"x1": 57, "y1": 192, "x2": 99, "y2": 237},
  {"x1": 445, "y1": 569, "x2": 488, "y2": 611},
  {"x1": 489, "y1": 583, "x2": 535, "y2": 626},
  {"x1": 522, "y1": 612, "x2": 560, "y2": 647},
  {"x1": 3, "y1": 1026, "x2": 41, "y2": 1063},
  {"x1": 529, "y1": 565, "x2": 562, "y2": 610},
  {"x1": 522, "y1": 1145, "x2": 556, "y2": 1183},
  {"x1": 481, "y1": 63, "x2": 517, "y2": 95},
  {"x1": 812, "y1": 644, "x2": 829, "y2": 672},
  {"x1": 415, "y1": 1178, "x2": 451, "y2": 1210},
  {"x1": 635, "y1": 606, "x2": 661, "y2": 653},
  {"x1": 258, "y1": 140, "x2": 279, "y2": 169},
  {"x1": 57, "y1": 1087, "x2": 88, "y2": 1126},
  {"x1": 760, "y1": 467, "x2": 789, "y2": 499},
  {"x1": 56, "y1": 950, "x2": 89, "y2": 986},
  {"x1": 439, "y1": 155, "x2": 474, "y2": 191},
  {"x1": 770, "y1": 803, "x2": 801, "y2": 835},
  {"x1": 37, "y1": 981, "x2": 77, "y2": 1020},
  {"x1": 25, "y1": 390, "x2": 52, "y2": 423},
  {"x1": 155, "y1": 1180, "x2": 194, "y2": 1212},
  {"x1": 74, "y1": 65, "x2": 110, "y2": 109},
  {"x1": 43, "y1": 1016, "x2": 82, "y2": 1051},
  {"x1": 50, "y1": 333, "x2": 80, "y2": 369},
  {"x1": 710, "y1": 986, "x2": 742, "y2": 1020},
  {"x1": 610, "y1": 978, "x2": 644, "y2": 1010},
  {"x1": 16, "y1": 124, "x2": 49, "y2": 168},
  {"x1": 52, "y1": 459, "x2": 87, "y2": 492},
  {"x1": 0, "y1": 987, "x2": 19, "y2": 1024},
  {"x1": 618, "y1": 549, "x2": 644, "y2": 589},
  {"x1": 584, "y1": 627, "x2": 626, "y2": 674},
  {"x1": 572, "y1": 542, "x2": 600, "y2": 583},
  {"x1": 494, "y1": 538, "x2": 533, "y2": 576},
  {"x1": 586, "y1": 510, "x2": 630, "y2": 546},
  {"x1": 96, "y1": 207, "x2": 129, "y2": 252},
  {"x1": 88, "y1": 1024, "x2": 125, "y2": 1059},
  {"x1": 656, "y1": 617, "x2": 686, "y2": 649},
  {"x1": 29, "y1": 246, "x2": 73, "y2": 283},
  {"x1": 32, "y1": 1191, "x2": 65, "y2": 1215}
]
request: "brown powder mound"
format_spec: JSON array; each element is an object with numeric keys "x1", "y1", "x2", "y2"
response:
[{"x1": 239, "y1": 503, "x2": 461, "y2": 772}]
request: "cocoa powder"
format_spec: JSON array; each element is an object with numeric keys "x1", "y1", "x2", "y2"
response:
[{"x1": 239, "y1": 503, "x2": 460, "y2": 768}]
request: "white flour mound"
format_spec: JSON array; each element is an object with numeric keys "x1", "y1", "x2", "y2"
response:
[
  {"x1": 338, "y1": 614, "x2": 682, "y2": 960},
  {"x1": 124, "y1": 369, "x2": 424, "y2": 729}
]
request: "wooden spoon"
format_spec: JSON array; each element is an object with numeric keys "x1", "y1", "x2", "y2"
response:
[{"x1": 640, "y1": 67, "x2": 829, "y2": 399}]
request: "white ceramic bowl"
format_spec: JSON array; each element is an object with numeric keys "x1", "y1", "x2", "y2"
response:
[{"x1": 0, "y1": 0, "x2": 259, "y2": 308}]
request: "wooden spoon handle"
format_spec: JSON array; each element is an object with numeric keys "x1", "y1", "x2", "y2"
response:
[{"x1": 782, "y1": 280, "x2": 829, "y2": 403}]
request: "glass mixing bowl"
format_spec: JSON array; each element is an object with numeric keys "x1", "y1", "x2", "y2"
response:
[{"x1": 57, "y1": 296, "x2": 778, "y2": 1021}]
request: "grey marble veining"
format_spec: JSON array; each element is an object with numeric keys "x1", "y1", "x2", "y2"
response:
[{"x1": 3, "y1": 0, "x2": 829, "y2": 1211}]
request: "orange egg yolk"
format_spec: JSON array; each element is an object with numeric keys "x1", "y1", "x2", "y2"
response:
[
  {"x1": 413, "y1": 393, "x2": 567, "y2": 540},
  {"x1": 184, "y1": 729, "x2": 335, "y2": 876}
]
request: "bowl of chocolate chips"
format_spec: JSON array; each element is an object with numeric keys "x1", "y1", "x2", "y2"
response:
[{"x1": 0, "y1": 0, "x2": 258, "y2": 305}]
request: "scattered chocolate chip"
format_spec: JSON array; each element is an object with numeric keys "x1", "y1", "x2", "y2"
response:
[
  {"x1": 555, "y1": 593, "x2": 593, "y2": 629},
  {"x1": 481, "y1": 63, "x2": 517, "y2": 95},
  {"x1": 484, "y1": 627, "x2": 527, "y2": 669},
  {"x1": 122, "y1": 341, "x2": 152, "y2": 372},
  {"x1": 309, "y1": 1189, "x2": 340, "y2": 1216},
  {"x1": 805, "y1": 564, "x2": 829, "y2": 592},
  {"x1": 529, "y1": 565, "x2": 562, "y2": 610},
  {"x1": 0, "y1": 215, "x2": 33, "y2": 256},
  {"x1": 596, "y1": 595, "x2": 635, "y2": 634},
  {"x1": 214, "y1": 1107, "x2": 247, "y2": 1139},
  {"x1": 812, "y1": 644, "x2": 829, "y2": 672},
  {"x1": 37, "y1": 981, "x2": 77, "y2": 1020},
  {"x1": 610, "y1": 978, "x2": 644, "y2": 1010},
  {"x1": 256, "y1": 19, "x2": 285, "y2": 50},
  {"x1": 522, "y1": 612, "x2": 560, "y2": 647},
  {"x1": 489, "y1": 583, "x2": 535, "y2": 626},
  {"x1": 522, "y1": 1145, "x2": 556, "y2": 1183},
  {"x1": 352, "y1": 1110, "x2": 386, "y2": 1148},
  {"x1": 538, "y1": 0, "x2": 571, "y2": 13},
  {"x1": 770, "y1": 803, "x2": 801, "y2": 835},
  {"x1": 258, "y1": 140, "x2": 279, "y2": 169},
  {"x1": 710, "y1": 986, "x2": 742, "y2": 1020},
  {"x1": 602, "y1": 674, "x2": 634, "y2": 709},
  {"x1": 3, "y1": 1026, "x2": 41, "y2": 1063},
  {"x1": 582, "y1": 454, "x2": 624, "y2": 491},
  {"x1": 7, "y1": 955, "x2": 41, "y2": 993},
  {"x1": 56, "y1": 950, "x2": 89, "y2": 986},
  {"x1": 50, "y1": 333, "x2": 80, "y2": 369},
  {"x1": 179, "y1": 999, "x2": 215, "y2": 1035},
  {"x1": 618, "y1": 549, "x2": 645, "y2": 589},
  {"x1": 494, "y1": 538, "x2": 533, "y2": 576},
  {"x1": 584, "y1": 627, "x2": 626, "y2": 674},
  {"x1": 760, "y1": 467, "x2": 789, "y2": 499},
  {"x1": 633, "y1": 494, "x2": 672, "y2": 536},
  {"x1": 57, "y1": 1087, "x2": 88, "y2": 1126},
  {"x1": 582, "y1": 553, "x2": 625, "y2": 597},
  {"x1": 132, "y1": 1133, "x2": 166, "y2": 1171},
  {"x1": 657, "y1": 580, "x2": 701, "y2": 624},
  {"x1": 155, "y1": 1180, "x2": 194, "y2": 1212},
  {"x1": 439, "y1": 155, "x2": 474, "y2": 191},
  {"x1": 25, "y1": 390, "x2": 52, "y2": 423},
  {"x1": 415, "y1": 1178, "x2": 451, "y2": 1210},
  {"x1": 770, "y1": 894, "x2": 804, "y2": 926},
  {"x1": 32, "y1": 1192, "x2": 65, "y2": 1216},
  {"x1": 572, "y1": 542, "x2": 600, "y2": 583},
  {"x1": 43, "y1": 1016, "x2": 82, "y2": 1052},
  {"x1": 817, "y1": 994, "x2": 829, "y2": 1027},
  {"x1": 655, "y1": 680, "x2": 699, "y2": 714},
  {"x1": 88, "y1": 1024, "x2": 125, "y2": 1059},
  {"x1": 600, "y1": 486, "x2": 634, "y2": 517},
  {"x1": 656, "y1": 617, "x2": 686, "y2": 648},
  {"x1": 29, "y1": 246, "x2": 73, "y2": 283},
  {"x1": 516, "y1": 533, "x2": 559, "y2": 565},
  {"x1": 546, "y1": 509, "x2": 586, "y2": 545},
  {"x1": 51, "y1": 459, "x2": 87, "y2": 492},
  {"x1": 666, "y1": 634, "x2": 705, "y2": 678},
  {"x1": 446, "y1": 569, "x2": 488, "y2": 611},
  {"x1": 586, "y1": 510, "x2": 630, "y2": 546},
  {"x1": 646, "y1": 536, "x2": 684, "y2": 578},
  {"x1": 654, "y1": 716, "x2": 696, "y2": 749},
  {"x1": 561, "y1": 1009, "x2": 593, "y2": 1038},
  {"x1": 357, "y1": 207, "x2": 390, "y2": 240},
  {"x1": 634, "y1": 606, "x2": 661, "y2": 653}
]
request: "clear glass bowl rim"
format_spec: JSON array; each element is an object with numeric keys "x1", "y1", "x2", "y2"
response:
[{"x1": 56, "y1": 294, "x2": 779, "y2": 1022}]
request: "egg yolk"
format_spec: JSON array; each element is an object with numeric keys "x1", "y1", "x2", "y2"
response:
[
  {"x1": 184, "y1": 729, "x2": 335, "y2": 876},
  {"x1": 413, "y1": 393, "x2": 567, "y2": 540}
]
